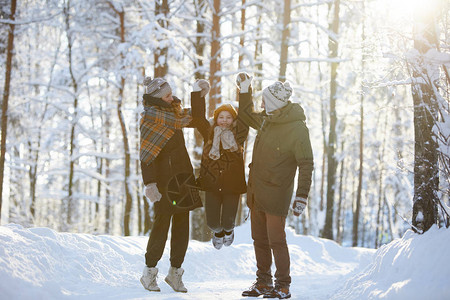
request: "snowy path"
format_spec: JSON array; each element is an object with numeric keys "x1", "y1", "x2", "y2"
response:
[{"x1": 1, "y1": 222, "x2": 449, "y2": 299}]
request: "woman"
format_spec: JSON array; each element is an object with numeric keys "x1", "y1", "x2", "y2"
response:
[
  {"x1": 195, "y1": 91, "x2": 249, "y2": 250},
  {"x1": 139, "y1": 77, "x2": 209, "y2": 293}
]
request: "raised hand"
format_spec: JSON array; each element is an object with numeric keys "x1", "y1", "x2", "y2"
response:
[
  {"x1": 193, "y1": 79, "x2": 210, "y2": 97},
  {"x1": 235, "y1": 72, "x2": 253, "y2": 93}
]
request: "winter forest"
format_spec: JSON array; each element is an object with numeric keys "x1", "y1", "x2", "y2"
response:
[{"x1": 0, "y1": 0, "x2": 449, "y2": 249}]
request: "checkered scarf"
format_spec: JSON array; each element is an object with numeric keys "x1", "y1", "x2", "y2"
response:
[{"x1": 140, "y1": 101, "x2": 192, "y2": 165}]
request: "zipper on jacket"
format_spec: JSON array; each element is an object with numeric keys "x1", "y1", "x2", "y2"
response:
[{"x1": 168, "y1": 156, "x2": 176, "y2": 206}]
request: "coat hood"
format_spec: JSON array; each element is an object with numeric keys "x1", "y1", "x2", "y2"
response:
[{"x1": 265, "y1": 102, "x2": 306, "y2": 124}]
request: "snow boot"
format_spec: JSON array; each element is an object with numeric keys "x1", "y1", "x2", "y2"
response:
[
  {"x1": 263, "y1": 285, "x2": 291, "y2": 299},
  {"x1": 140, "y1": 266, "x2": 160, "y2": 292},
  {"x1": 212, "y1": 232, "x2": 224, "y2": 250},
  {"x1": 242, "y1": 282, "x2": 273, "y2": 297},
  {"x1": 223, "y1": 230, "x2": 234, "y2": 247},
  {"x1": 165, "y1": 266, "x2": 188, "y2": 293}
]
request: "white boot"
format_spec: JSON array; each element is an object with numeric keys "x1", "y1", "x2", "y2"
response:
[
  {"x1": 212, "y1": 232, "x2": 224, "y2": 250},
  {"x1": 223, "y1": 230, "x2": 234, "y2": 247},
  {"x1": 165, "y1": 266, "x2": 188, "y2": 293},
  {"x1": 140, "y1": 266, "x2": 160, "y2": 292}
]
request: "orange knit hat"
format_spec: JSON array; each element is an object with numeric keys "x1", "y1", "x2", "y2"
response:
[{"x1": 213, "y1": 104, "x2": 237, "y2": 122}]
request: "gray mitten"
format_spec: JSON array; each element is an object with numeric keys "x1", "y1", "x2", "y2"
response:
[
  {"x1": 144, "y1": 183, "x2": 162, "y2": 203},
  {"x1": 292, "y1": 197, "x2": 307, "y2": 216}
]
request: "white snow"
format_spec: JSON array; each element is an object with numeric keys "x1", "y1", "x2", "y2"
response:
[{"x1": 0, "y1": 222, "x2": 449, "y2": 300}]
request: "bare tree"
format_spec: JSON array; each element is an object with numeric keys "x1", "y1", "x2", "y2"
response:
[
  {"x1": 279, "y1": 0, "x2": 291, "y2": 82},
  {"x1": 154, "y1": 0, "x2": 169, "y2": 78},
  {"x1": 0, "y1": 0, "x2": 17, "y2": 222},
  {"x1": 238, "y1": 0, "x2": 246, "y2": 68},
  {"x1": 323, "y1": 0, "x2": 340, "y2": 240},
  {"x1": 108, "y1": 2, "x2": 133, "y2": 236},
  {"x1": 190, "y1": 0, "x2": 210, "y2": 242},
  {"x1": 410, "y1": 1, "x2": 440, "y2": 233},
  {"x1": 209, "y1": 0, "x2": 221, "y2": 117},
  {"x1": 353, "y1": 0, "x2": 365, "y2": 246},
  {"x1": 63, "y1": 0, "x2": 80, "y2": 226}
]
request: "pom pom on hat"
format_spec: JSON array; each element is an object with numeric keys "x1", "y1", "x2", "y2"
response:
[
  {"x1": 263, "y1": 81, "x2": 292, "y2": 113},
  {"x1": 143, "y1": 76, "x2": 172, "y2": 98}
]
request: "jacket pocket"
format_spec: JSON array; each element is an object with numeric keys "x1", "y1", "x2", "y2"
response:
[{"x1": 258, "y1": 169, "x2": 282, "y2": 187}]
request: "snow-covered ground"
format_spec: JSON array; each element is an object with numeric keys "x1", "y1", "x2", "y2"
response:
[{"x1": 0, "y1": 222, "x2": 449, "y2": 299}]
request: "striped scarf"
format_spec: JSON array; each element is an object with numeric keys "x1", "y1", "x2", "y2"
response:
[{"x1": 140, "y1": 100, "x2": 192, "y2": 165}]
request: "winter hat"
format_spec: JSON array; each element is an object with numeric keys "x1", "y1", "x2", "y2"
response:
[
  {"x1": 143, "y1": 76, "x2": 172, "y2": 98},
  {"x1": 262, "y1": 81, "x2": 292, "y2": 113},
  {"x1": 213, "y1": 104, "x2": 237, "y2": 122}
]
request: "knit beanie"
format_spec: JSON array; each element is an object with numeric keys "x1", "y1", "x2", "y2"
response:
[
  {"x1": 213, "y1": 104, "x2": 238, "y2": 122},
  {"x1": 143, "y1": 76, "x2": 172, "y2": 98},
  {"x1": 262, "y1": 81, "x2": 292, "y2": 113}
]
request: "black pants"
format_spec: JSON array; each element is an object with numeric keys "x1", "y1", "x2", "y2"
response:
[
  {"x1": 145, "y1": 210, "x2": 189, "y2": 268},
  {"x1": 205, "y1": 191, "x2": 240, "y2": 234}
]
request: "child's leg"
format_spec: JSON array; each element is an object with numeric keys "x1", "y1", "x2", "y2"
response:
[
  {"x1": 205, "y1": 191, "x2": 224, "y2": 233},
  {"x1": 221, "y1": 193, "x2": 240, "y2": 232}
]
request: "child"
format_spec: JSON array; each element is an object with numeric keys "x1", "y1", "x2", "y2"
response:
[{"x1": 194, "y1": 91, "x2": 249, "y2": 250}]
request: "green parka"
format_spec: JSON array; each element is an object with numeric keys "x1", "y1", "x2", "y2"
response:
[{"x1": 239, "y1": 92, "x2": 314, "y2": 216}]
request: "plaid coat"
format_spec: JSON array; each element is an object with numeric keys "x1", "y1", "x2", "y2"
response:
[{"x1": 140, "y1": 95, "x2": 203, "y2": 214}]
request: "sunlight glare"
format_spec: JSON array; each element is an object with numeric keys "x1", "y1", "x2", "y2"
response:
[{"x1": 390, "y1": 0, "x2": 441, "y2": 18}]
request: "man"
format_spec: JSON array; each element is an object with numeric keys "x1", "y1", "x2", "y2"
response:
[{"x1": 237, "y1": 73, "x2": 314, "y2": 299}]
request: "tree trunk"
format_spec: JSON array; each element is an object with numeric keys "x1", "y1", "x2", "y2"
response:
[
  {"x1": 336, "y1": 139, "x2": 345, "y2": 244},
  {"x1": 322, "y1": 0, "x2": 340, "y2": 240},
  {"x1": 194, "y1": 0, "x2": 206, "y2": 79},
  {"x1": 411, "y1": 1, "x2": 439, "y2": 233},
  {"x1": 64, "y1": 0, "x2": 80, "y2": 227},
  {"x1": 107, "y1": 2, "x2": 133, "y2": 235},
  {"x1": 191, "y1": 0, "x2": 210, "y2": 242},
  {"x1": 0, "y1": 0, "x2": 17, "y2": 222},
  {"x1": 353, "y1": 3, "x2": 365, "y2": 246},
  {"x1": 105, "y1": 114, "x2": 112, "y2": 234},
  {"x1": 253, "y1": 6, "x2": 263, "y2": 91},
  {"x1": 317, "y1": 3, "x2": 326, "y2": 211},
  {"x1": 279, "y1": 0, "x2": 291, "y2": 82},
  {"x1": 154, "y1": 0, "x2": 169, "y2": 78},
  {"x1": 238, "y1": 0, "x2": 246, "y2": 68},
  {"x1": 375, "y1": 114, "x2": 388, "y2": 248},
  {"x1": 117, "y1": 7, "x2": 133, "y2": 236},
  {"x1": 209, "y1": 0, "x2": 221, "y2": 117},
  {"x1": 135, "y1": 81, "x2": 143, "y2": 234}
]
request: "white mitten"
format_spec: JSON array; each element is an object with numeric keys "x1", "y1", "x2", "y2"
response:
[
  {"x1": 144, "y1": 183, "x2": 162, "y2": 203},
  {"x1": 235, "y1": 72, "x2": 253, "y2": 93},
  {"x1": 292, "y1": 197, "x2": 307, "y2": 216},
  {"x1": 193, "y1": 79, "x2": 210, "y2": 97}
]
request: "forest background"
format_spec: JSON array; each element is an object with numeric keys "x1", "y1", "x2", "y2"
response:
[{"x1": 0, "y1": 0, "x2": 449, "y2": 248}]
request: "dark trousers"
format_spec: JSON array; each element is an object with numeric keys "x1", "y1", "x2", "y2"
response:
[
  {"x1": 145, "y1": 210, "x2": 189, "y2": 268},
  {"x1": 251, "y1": 208, "x2": 291, "y2": 288},
  {"x1": 205, "y1": 191, "x2": 240, "y2": 233}
]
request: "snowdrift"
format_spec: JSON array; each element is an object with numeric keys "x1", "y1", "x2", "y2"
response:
[
  {"x1": 0, "y1": 222, "x2": 448, "y2": 299},
  {"x1": 333, "y1": 225, "x2": 450, "y2": 300}
]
